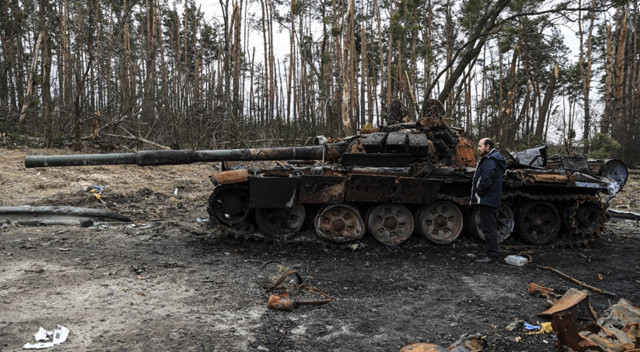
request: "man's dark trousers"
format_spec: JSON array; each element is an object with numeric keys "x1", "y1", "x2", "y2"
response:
[{"x1": 479, "y1": 205, "x2": 499, "y2": 259}]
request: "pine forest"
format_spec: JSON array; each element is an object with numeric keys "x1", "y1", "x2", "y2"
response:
[{"x1": 1, "y1": 0, "x2": 639, "y2": 166}]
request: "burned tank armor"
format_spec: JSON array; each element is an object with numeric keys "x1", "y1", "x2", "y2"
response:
[{"x1": 24, "y1": 99, "x2": 627, "y2": 247}]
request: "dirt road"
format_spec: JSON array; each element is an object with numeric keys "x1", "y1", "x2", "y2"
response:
[{"x1": 1, "y1": 148, "x2": 639, "y2": 351}]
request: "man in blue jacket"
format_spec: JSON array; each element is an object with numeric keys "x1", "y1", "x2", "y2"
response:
[{"x1": 471, "y1": 138, "x2": 506, "y2": 263}]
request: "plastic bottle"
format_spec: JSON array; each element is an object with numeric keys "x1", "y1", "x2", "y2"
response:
[{"x1": 504, "y1": 255, "x2": 528, "y2": 266}]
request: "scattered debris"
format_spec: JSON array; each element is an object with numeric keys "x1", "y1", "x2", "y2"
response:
[
  {"x1": 448, "y1": 333, "x2": 487, "y2": 351},
  {"x1": 537, "y1": 265, "x2": 616, "y2": 297},
  {"x1": 528, "y1": 287, "x2": 640, "y2": 350},
  {"x1": 400, "y1": 333, "x2": 487, "y2": 352},
  {"x1": 538, "y1": 288, "x2": 597, "y2": 321},
  {"x1": 23, "y1": 325, "x2": 69, "y2": 349},
  {"x1": 528, "y1": 283, "x2": 554, "y2": 298},
  {"x1": 527, "y1": 322, "x2": 553, "y2": 335},
  {"x1": 504, "y1": 255, "x2": 528, "y2": 266},
  {"x1": 267, "y1": 292, "x2": 295, "y2": 311},
  {"x1": 130, "y1": 264, "x2": 147, "y2": 275},
  {"x1": 524, "y1": 322, "x2": 541, "y2": 331},
  {"x1": 552, "y1": 299, "x2": 640, "y2": 351},
  {"x1": 528, "y1": 282, "x2": 563, "y2": 307},
  {"x1": 24, "y1": 265, "x2": 44, "y2": 273},
  {"x1": 399, "y1": 342, "x2": 449, "y2": 351},
  {"x1": 505, "y1": 319, "x2": 523, "y2": 331},
  {"x1": 89, "y1": 185, "x2": 107, "y2": 203},
  {"x1": 257, "y1": 262, "x2": 332, "y2": 311},
  {"x1": 137, "y1": 222, "x2": 163, "y2": 230}
]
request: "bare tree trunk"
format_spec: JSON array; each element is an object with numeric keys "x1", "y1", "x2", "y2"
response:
[
  {"x1": 333, "y1": 0, "x2": 343, "y2": 133},
  {"x1": 40, "y1": 0, "x2": 53, "y2": 147},
  {"x1": 341, "y1": 0, "x2": 355, "y2": 134},
  {"x1": 601, "y1": 24, "x2": 614, "y2": 134},
  {"x1": 612, "y1": 9, "x2": 628, "y2": 142},
  {"x1": 435, "y1": 0, "x2": 511, "y2": 104},
  {"x1": 18, "y1": 31, "x2": 43, "y2": 123},
  {"x1": 373, "y1": 0, "x2": 383, "y2": 125},
  {"x1": 260, "y1": 0, "x2": 269, "y2": 123},
  {"x1": 287, "y1": 2, "x2": 295, "y2": 124},
  {"x1": 361, "y1": 24, "x2": 369, "y2": 126},
  {"x1": 578, "y1": 0, "x2": 596, "y2": 154},
  {"x1": 536, "y1": 64, "x2": 558, "y2": 140}
]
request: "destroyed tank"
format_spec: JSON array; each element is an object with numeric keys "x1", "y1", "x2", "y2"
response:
[{"x1": 24, "y1": 100, "x2": 628, "y2": 247}]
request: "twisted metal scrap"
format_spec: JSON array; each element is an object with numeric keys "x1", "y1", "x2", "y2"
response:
[
  {"x1": 258, "y1": 261, "x2": 333, "y2": 311},
  {"x1": 553, "y1": 299, "x2": 640, "y2": 352}
]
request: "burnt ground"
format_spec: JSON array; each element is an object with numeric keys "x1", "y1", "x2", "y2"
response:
[{"x1": 1, "y1": 147, "x2": 639, "y2": 352}]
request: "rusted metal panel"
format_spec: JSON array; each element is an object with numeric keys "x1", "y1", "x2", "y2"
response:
[
  {"x1": 539, "y1": 288, "x2": 597, "y2": 321},
  {"x1": 210, "y1": 169, "x2": 249, "y2": 186},
  {"x1": 298, "y1": 175, "x2": 347, "y2": 204},
  {"x1": 552, "y1": 315, "x2": 601, "y2": 351},
  {"x1": 530, "y1": 173, "x2": 572, "y2": 183},
  {"x1": 454, "y1": 136, "x2": 476, "y2": 167},
  {"x1": 552, "y1": 298, "x2": 640, "y2": 352},
  {"x1": 345, "y1": 175, "x2": 397, "y2": 202},
  {"x1": 394, "y1": 178, "x2": 442, "y2": 204},
  {"x1": 588, "y1": 161, "x2": 604, "y2": 174},
  {"x1": 248, "y1": 176, "x2": 298, "y2": 208}
]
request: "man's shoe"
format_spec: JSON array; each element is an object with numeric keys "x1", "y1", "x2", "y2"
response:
[{"x1": 475, "y1": 256, "x2": 496, "y2": 263}]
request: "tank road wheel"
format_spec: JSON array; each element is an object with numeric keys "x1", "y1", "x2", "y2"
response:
[
  {"x1": 208, "y1": 186, "x2": 250, "y2": 225},
  {"x1": 314, "y1": 204, "x2": 365, "y2": 242},
  {"x1": 415, "y1": 201, "x2": 463, "y2": 244},
  {"x1": 469, "y1": 204, "x2": 515, "y2": 243},
  {"x1": 573, "y1": 202, "x2": 607, "y2": 238},
  {"x1": 366, "y1": 204, "x2": 414, "y2": 246},
  {"x1": 515, "y1": 201, "x2": 561, "y2": 244},
  {"x1": 255, "y1": 203, "x2": 306, "y2": 239}
]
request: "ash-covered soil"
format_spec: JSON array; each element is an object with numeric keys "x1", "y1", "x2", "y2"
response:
[{"x1": 1, "y1": 147, "x2": 639, "y2": 351}]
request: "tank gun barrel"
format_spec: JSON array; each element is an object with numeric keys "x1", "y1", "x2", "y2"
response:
[{"x1": 25, "y1": 145, "x2": 340, "y2": 168}]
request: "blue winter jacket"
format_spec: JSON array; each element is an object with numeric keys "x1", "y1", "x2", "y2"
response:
[{"x1": 471, "y1": 149, "x2": 507, "y2": 208}]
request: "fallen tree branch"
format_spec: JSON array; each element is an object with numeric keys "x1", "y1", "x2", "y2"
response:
[
  {"x1": 0, "y1": 206, "x2": 131, "y2": 222},
  {"x1": 100, "y1": 132, "x2": 170, "y2": 150},
  {"x1": 270, "y1": 331, "x2": 287, "y2": 352},
  {"x1": 537, "y1": 265, "x2": 616, "y2": 297},
  {"x1": 214, "y1": 138, "x2": 305, "y2": 146}
]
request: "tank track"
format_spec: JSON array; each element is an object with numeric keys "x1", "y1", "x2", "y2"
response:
[
  {"x1": 503, "y1": 191, "x2": 607, "y2": 248},
  {"x1": 208, "y1": 185, "x2": 609, "y2": 249}
]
